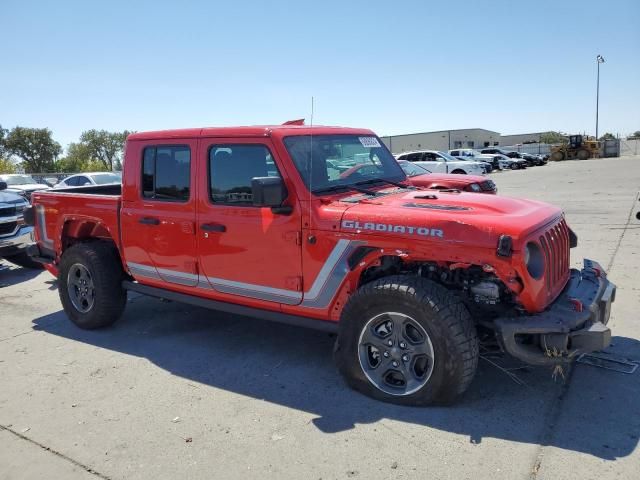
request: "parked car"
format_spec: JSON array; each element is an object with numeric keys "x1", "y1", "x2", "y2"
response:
[
  {"x1": 395, "y1": 150, "x2": 487, "y2": 175},
  {"x1": 54, "y1": 172, "x2": 122, "y2": 188},
  {"x1": 448, "y1": 148, "x2": 505, "y2": 171},
  {"x1": 493, "y1": 153, "x2": 528, "y2": 170},
  {"x1": 0, "y1": 174, "x2": 49, "y2": 201},
  {"x1": 27, "y1": 124, "x2": 615, "y2": 405},
  {"x1": 397, "y1": 161, "x2": 496, "y2": 193},
  {"x1": 0, "y1": 181, "x2": 41, "y2": 268},
  {"x1": 479, "y1": 148, "x2": 530, "y2": 168}
]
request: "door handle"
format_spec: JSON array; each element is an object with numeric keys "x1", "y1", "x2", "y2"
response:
[
  {"x1": 201, "y1": 223, "x2": 226, "y2": 233},
  {"x1": 139, "y1": 217, "x2": 160, "y2": 225}
]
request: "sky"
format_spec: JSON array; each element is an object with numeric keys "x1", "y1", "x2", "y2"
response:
[{"x1": 2, "y1": 0, "x2": 639, "y2": 151}]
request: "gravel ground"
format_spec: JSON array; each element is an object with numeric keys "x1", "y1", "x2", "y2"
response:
[{"x1": 1, "y1": 156, "x2": 639, "y2": 480}]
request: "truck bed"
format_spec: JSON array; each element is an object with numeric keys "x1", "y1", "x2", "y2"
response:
[{"x1": 31, "y1": 185, "x2": 123, "y2": 261}]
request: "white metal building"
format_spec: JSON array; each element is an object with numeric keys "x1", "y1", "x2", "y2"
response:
[{"x1": 380, "y1": 128, "x2": 501, "y2": 154}]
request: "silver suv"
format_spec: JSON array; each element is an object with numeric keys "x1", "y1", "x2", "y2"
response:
[{"x1": 0, "y1": 180, "x2": 40, "y2": 268}]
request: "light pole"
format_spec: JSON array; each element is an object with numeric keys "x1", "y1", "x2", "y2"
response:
[{"x1": 596, "y1": 54, "x2": 605, "y2": 140}]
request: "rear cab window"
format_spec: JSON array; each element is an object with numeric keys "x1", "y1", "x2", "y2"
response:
[{"x1": 142, "y1": 146, "x2": 191, "y2": 201}]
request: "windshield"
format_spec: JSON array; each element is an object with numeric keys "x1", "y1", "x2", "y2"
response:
[
  {"x1": 1, "y1": 175, "x2": 38, "y2": 185},
  {"x1": 398, "y1": 160, "x2": 430, "y2": 177},
  {"x1": 284, "y1": 134, "x2": 406, "y2": 193},
  {"x1": 91, "y1": 173, "x2": 121, "y2": 185},
  {"x1": 435, "y1": 151, "x2": 461, "y2": 162}
]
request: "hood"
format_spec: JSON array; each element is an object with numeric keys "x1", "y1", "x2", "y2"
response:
[
  {"x1": 339, "y1": 189, "x2": 561, "y2": 249},
  {"x1": 5, "y1": 184, "x2": 49, "y2": 191},
  {"x1": 410, "y1": 173, "x2": 485, "y2": 187},
  {"x1": 0, "y1": 190, "x2": 27, "y2": 204}
]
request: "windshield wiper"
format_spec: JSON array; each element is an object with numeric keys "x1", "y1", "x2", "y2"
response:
[
  {"x1": 312, "y1": 184, "x2": 377, "y2": 196},
  {"x1": 355, "y1": 178, "x2": 415, "y2": 189}
]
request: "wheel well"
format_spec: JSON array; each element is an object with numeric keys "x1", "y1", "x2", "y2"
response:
[
  {"x1": 61, "y1": 220, "x2": 115, "y2": 252},
  {"x1": 356, "y1": 256, "x2": 515, "y2": 320},
  {"x1": 450, "y1": 169, "x2": 466, "y2": 174}
]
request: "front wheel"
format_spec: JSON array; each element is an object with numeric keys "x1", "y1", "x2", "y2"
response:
[
  {"x1": 334, "y1": 275, "x2": 479, "y2": 405},
  {"x1": 577, "y1": 149, "x2": 590, "y2": 160},
  {"x1": 58, "y1": 242, "x2": 127, "y2": 329}
]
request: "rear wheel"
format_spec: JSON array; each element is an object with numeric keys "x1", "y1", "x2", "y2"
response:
[
  {"x1": 3, "y1": 251, "x2": 43, "y2": 269},
  {"x1": 335, "y1": 275, "x2": 478, "y2": 405},
  {"x1": 551, "y1": 151, "x2": 565, "y2": 161},
  {"x1": 577, "y1": 149, "x2": 590, "y2": 160},
  {"x1": 59, "y1": 242, "x2": 127, "y2": 329}
]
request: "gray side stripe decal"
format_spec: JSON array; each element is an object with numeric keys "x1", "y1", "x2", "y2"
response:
[
  {"x1": 126, "y1": 238, "x2": 365, "y2": 308},
  {"x1": 300, "y1": 240, "x2": 364, "y2": 309}
]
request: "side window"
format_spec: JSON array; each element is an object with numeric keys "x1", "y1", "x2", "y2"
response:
[
  {"x1": 65, "y1": 176, "x2": 79, "y2": 186},
  {"x1": 77, "y1": 176, "x2": 90, "y2": 186},
  {"x1": 407, "y1": 153, "x2": 423, "y2": 162},
  {"x1": 449, "y1": 150, "x2": 459, "y2": 156},
  {"x1": 209, "y1": 144, "x2": 281, "y2": 205},
  {"x1": 142, "y1": 146, "x2": 191, "y2": 201},
  {"x1": 397, "y1": 154, "x2": 407, "y2": 160}
]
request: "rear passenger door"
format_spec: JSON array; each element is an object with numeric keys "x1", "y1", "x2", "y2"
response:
[{"x1": 121, "y1": 141, "x2": 198, "y2": 286}]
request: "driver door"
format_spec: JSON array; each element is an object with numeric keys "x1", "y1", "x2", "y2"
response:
[{"x1": 196, "y1": 139, "x2": 304, "y2": 305}]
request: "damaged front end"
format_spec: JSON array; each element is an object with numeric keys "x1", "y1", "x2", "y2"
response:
[{"x1": 494, "y1": 260, "x2": 615, "y2": 366}]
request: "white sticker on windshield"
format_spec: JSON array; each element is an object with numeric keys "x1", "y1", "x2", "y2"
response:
[{"x1": 359, "y1": 136, "x2": 381, "y2": 148}]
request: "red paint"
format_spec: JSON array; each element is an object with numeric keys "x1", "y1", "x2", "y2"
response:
[{"x1": 31, "y1": 125, "x2": 582, "y2": 322}]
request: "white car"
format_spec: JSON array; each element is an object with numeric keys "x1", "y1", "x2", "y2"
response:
[
  {"x1": 0, "y1": 174, "x2": 50, "y2": 200},
  {"x1": 55, "y1": 172, "x2": 122, "y2": 188},
  {"x1": 394, "y1": 150, "x2": 486, "y2": 175}
]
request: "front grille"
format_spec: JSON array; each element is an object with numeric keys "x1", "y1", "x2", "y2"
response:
[
  {"x1": 0, "y1": 221, "x2": 18, "y2": 236},
  {"x1": 0, "y1": 205, "x2": 16, "y2": 216},
  {"x1": 538, "y1": 219, "x2": 570, "y2": 294}
]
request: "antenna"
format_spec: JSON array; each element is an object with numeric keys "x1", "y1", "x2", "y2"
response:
[{"x1": 308, "y1": 96, "x2": 314, "y2": 235}]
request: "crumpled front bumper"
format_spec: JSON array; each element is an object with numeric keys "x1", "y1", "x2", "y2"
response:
[{"x1": 495, "y1": 259, "x2": 615, "y2": 366}]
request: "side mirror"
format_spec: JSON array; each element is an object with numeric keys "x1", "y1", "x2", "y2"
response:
[
  {"x1": 251, "y1": 177, "x2": 290, "y2": 213},
  {"x1": 0, "y1": 181, "x2": 7, "y2": 191}
]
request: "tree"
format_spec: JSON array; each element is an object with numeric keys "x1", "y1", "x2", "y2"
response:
[
  {"x1": 0, "y1": 157, "x2": 17, "y2": 174},
  {"x1": 56, "y1": 142, "x2": 92, "y2": 172},
  {"x1": 628, "y1": 131, "x2": 640, "y2": 139},
  {"x1": 539, "y1": 131, "x2": 568, "y2": 144},
  {"x1": 0, "y1": 124, "x2": 8, "y2": 159},
  {"x1": 77, "y1": 129, "x2": 130, "y2": 171},
  {"x1": 598, "y1": 133, "x2": 616, "y2": 141},
  {"x1": 5, "y1": 127, "x2": 62, "y2": 173}
]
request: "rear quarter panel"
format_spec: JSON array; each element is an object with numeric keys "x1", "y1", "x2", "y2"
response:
[{"x1": 31, "y1": 190, "x2": 122, "y2": 273}]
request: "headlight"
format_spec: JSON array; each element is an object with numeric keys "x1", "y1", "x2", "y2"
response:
[
  {"x1": 525, "y1": 242, "x2": 544, "y2": 279},
  {"x1": 469, "y1": 183, "x2": 481, "y2": 192}
]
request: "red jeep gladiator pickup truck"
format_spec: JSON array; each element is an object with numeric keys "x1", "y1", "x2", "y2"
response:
[{"x1": 26, "y1": 125, "x2": 615, "y2": 405}]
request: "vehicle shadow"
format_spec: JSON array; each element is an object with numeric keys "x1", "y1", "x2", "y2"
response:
[
  {"x1": 0, "y1": 264, "x2": 44, "y2": 287},
  {"x1": 33, "y1": 296, "x2": 639, "y2": 460}
]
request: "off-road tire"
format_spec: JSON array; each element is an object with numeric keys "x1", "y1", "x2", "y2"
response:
[
  {"x1": 551, "y1": 151, "x2": 565, "y2": 161},
  {"x1": 58, "y1": 241, "x2": 127, "y2": 329},
  {"x1": 577, "y1": 149, "x2": 590, "y2": 160},
  {"x1": 334, "y1": 275, "x2": 478, "y2": 405},
  {"x1": 3, "y1": 251, "x2": 44, "y2": 269}
]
